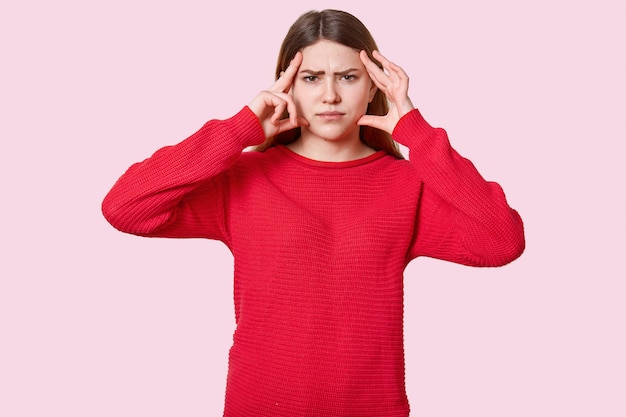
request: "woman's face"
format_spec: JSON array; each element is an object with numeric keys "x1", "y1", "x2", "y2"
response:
[{"x1": 292, "y1": 39, "x2": 377, "y2": 143}]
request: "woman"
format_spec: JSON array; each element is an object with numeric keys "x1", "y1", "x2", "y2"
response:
[{"x1": 102, "y1": 9, "x2": 525, "y2": 417}]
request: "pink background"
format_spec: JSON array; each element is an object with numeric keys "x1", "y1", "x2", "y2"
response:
[{"x1": 2, "y1": 0, "x2": 624, "y2": 415}]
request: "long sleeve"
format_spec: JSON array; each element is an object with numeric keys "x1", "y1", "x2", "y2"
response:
[
  {"x1": 395, "y1": 109, "x2": 525, "y2": 267},
  {"x1": 101, "y1": 106, "x2": 265, "y2": 242}
]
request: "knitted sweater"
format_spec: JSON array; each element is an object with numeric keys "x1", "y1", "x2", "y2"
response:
[{"x1": 102, "y1": 106, "x2": 524, "y2": 416}]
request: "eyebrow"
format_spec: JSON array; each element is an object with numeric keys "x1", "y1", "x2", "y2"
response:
[{"x1": 299, "y1": 68, "x2": 361, "y2": 76}]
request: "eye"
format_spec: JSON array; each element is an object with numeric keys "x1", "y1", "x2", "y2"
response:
[
  {"x1": 303, "y1": 75, "x2": 319, "y2": 82},
  {"x1": 341, "y1": 74, "x2": 357, "y2": 81}
]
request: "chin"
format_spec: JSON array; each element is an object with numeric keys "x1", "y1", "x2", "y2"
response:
[{"x1": 306, "y1": 123, "x2": 359, "y2": 142}]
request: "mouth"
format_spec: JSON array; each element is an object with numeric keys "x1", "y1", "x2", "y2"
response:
[{"x1": 317, "y1": 111, "x2": 345, "y2": 120}]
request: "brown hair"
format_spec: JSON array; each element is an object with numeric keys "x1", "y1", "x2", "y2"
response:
[{"x1": 254, "y1": 9, "x2": 404, "y2": 159}]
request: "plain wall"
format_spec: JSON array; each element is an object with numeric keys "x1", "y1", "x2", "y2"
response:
[{"x1": 1, "y1": 0, "x2": 624, "y2": 416}]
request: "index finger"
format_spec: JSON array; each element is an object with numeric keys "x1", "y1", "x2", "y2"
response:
[
  {"x1": 272, "y1": 51, "x2": 302, "y2": 93},
  {"x1": 360, "y1": 50, "x2": 387, "y2": 89},
  {"x1": 373, "y1": 50, "x2": 409, "y2": 83}
]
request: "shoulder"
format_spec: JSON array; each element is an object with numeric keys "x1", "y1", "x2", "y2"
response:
[
  {"x1": 237, "y1": 146, "x2": 285, "y2": 165},
  {"x1": 378, "y1": 151, "x2": 418, "y2": 174},
  {"x1": 230, "y1": 146, "x2": 289, "y2": 176}
]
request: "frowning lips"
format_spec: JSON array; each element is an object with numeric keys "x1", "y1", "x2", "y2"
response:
[{"x1": 316, "y1": 111, "x2": 345, "y2": 120}]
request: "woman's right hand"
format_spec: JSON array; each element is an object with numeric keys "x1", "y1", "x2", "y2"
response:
[{"x1": 248, "y1": 51, "x2": 308, "y2": 139}]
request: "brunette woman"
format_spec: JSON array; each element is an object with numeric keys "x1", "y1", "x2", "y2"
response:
[{"x1": 103, "y1": 9, "x2": 524, "y2": 416}]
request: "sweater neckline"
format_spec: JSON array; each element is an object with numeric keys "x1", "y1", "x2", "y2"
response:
[{"x1": 276, "y1": 145, "x2": 387, "y2": 168}]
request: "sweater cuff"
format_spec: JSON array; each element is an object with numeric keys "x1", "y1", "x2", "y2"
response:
[
  {"x1": 391, "y1": 108, "x2": 436, "y2": 149},
  {"x1": 226, "y1": 106, "x2": 267, "y2": 148}
]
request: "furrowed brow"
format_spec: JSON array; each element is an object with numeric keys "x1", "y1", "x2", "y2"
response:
[
  {"x1": 334, "y1": 68, "x2": 360, "y2": 76},
  {"x1": 299, "y1": 69, "x2": 325, "y2": 75},
  {"x1": 299, "y1": 68, "x2": 361, "y2": 75}
]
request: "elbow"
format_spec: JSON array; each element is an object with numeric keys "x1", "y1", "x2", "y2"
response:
[
  {"x1": 462, "y1": 210, "x2": 525, "y2": 268},
  {"x1": 467, "y1": 233, "x2": 525, "y2": 268},
  {"x1": 101, "y1": 193, "x2": 144, "y2": 235},
  {"x1": 505, "y1": 210, "x2": 526, "y2": 264},
  {"x1": 485, "y1": 211, "x2": 526, "y2": 267},
  {"x1": 101, "y1": 194, "x2": 131, "y2": 233},
  {"x1": 101, "y1": 193, "x2": 170, "y2": 236},
  {"x1": 494, "y1": 230, "x2": 525, "y2": 266}
]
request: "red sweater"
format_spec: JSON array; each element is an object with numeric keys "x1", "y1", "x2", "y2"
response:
[{"x1": 102, "y1": 107, "x2": 524, "y2": 416}]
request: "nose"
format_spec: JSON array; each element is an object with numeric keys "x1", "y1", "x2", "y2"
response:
[{"x1": 323, "y1": 80, "x2": 340, "y2": 103}]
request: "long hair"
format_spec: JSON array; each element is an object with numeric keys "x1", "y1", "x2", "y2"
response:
[{"x1": 254, "y1": 9, "x2": 404, "y2": 159}]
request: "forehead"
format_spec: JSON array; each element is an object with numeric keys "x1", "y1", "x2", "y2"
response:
[{"x1": 300, "y1": 40, "x2": 362, "y2": 69}]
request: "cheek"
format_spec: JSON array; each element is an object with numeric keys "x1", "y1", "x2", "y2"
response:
[
  {"x1": 291, "y1": 86, "x2": 309, "y2": 107},
  {"x1": 357, "y1": 88, "x2": 373, "y2": 112},
  {"x1": 293, "y1": 94, "x2": 306, "y2": 113},
  {"x1": 291, "y1": 91, "x2": 304, "y2": 112}
]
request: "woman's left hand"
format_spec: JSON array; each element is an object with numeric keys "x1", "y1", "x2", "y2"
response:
[{"x1": 357, "y1": 50, "x2": 414, "y2": 134}]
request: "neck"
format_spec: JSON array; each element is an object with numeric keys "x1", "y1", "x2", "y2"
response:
[{"x1": 288, "y1": 129, "x2": 375, "y2": 162}]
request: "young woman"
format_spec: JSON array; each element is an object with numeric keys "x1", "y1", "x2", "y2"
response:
[{"x1": 102, "y1": 9, "x2": 525, "y2": 417}]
